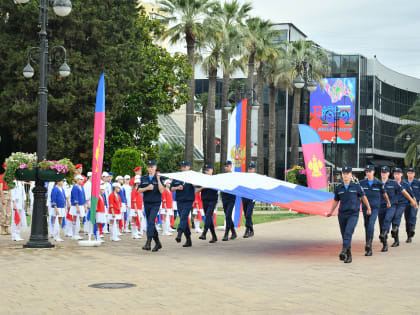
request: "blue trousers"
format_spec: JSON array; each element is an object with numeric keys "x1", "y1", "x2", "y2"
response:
[
  {"x1": 202, "y1": 200, "x2": 217, "y2": 231},
  {"x1": 243, "y1": 199, "x2": 255, "y2": 228},
  {"x1": 378, "y1": 205, "x2": 396, "y2": 233},
  {"x1": 144, "y1": 202, "x2": 160, "y2": 238},
  {"x1": 362, "y1": 207, "x2": 379, "y2": 239},
  {"x1": 222, "y1": 199, "x2": 235, "y2": 230},
  {"x1": 177, "y1": 201, "x2": 193, "y2": 237},
  {"x1": 404, "y1": 206, "x2": 418, "y2": 232},
  {"x1": 338, "y1": 210, "x2": 359, "y2": 248},
  {"x1": 392, "y1": 203, "x2": 410, "y2": 229}
]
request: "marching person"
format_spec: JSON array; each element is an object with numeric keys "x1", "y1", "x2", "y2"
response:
[
  {"x1": 221, "y1": 161, "x2": 237, "y2": 241},
  {"x1": 161, "y1": 179, "x2": 173, "y2": 236},
  {"x1": 95, "y1": 184, "x2": 107, "y2": 241},
  {"x1": 11, "y1": 180, "x2": 26, "y2": 241},
  {"x1": 196, "y1": 164, "x2": 218, "y2": 243},
  {"x1": 108, "y1": 182, "x2": 122, "y2": 242},
  {"x1": 50, "y1": 179, "x2": 68, "y2": 242},
  {"x1": 359, "y1": 165, "x2": 391, "y2": 256},
  {"x1": 70, "y1": 175, "x2": 87, "y2": 240},
  {"x1": 390, "y1": 168, "x2": 417, "y2": 247},
  {"x1": 327, "y1": 166, "x2": 371, "y2": 263},
  {"x1": 0, "y1": 163, "x2": 12, "y2": 235},
  {"x1": 129, "y1": 176, "x2": 142, "y2": 239},
  {"x1": 171, "y1": 161, "x2": 195, "y2": 247},
  {"x1": 138, "y1": 160, "x2": 164, "y2": 252},
  {"x1": 405, "y1": 167, "x2": 420, "y2": 243},
  {"x1": 242, "y1": 163, "x2": 256, "y2": 238}
]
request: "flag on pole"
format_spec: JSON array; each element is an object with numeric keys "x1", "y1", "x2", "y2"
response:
[
  {"x1": 90, "y1": 73, "x2": 106, "y2": 233},
  {"x1": 298, "y1": 124, "x2": 328, "y2": 191},
  {"x1": 227, "y1": 99, "x2": 247, "y2": 227}
]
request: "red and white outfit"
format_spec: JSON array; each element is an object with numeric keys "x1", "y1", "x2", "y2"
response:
[
  {"x1": 161, "y1": 189, "x2": 173, "y2": 235},
  {"x1": 11, "y1": 181, "x2": 27, "y2": 241},
  {"x1": 130, "y1": 187, "x2": 143, "y2": 239},
  {"x1": 192, "y1": 192, "x2": 204, "y2": 233},
  {"x1": 108, "y1": 191, "x2": 122, "y2": 241}
]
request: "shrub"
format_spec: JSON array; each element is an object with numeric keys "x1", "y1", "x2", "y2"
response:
[{"x1": 111, "y1": 149, "x2": 145, "y2": 178}]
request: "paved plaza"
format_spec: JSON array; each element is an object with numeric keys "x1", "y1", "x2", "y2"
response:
[{"x1": 1, "y1": 215, "x2": 420, "y2": 314}]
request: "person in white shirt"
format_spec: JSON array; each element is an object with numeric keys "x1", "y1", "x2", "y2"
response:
[
  {"x1": 83, "y1": 172, "x2": 92, "y2": 235},
  {"x1": 11, "y1": 180, "x2": 27, "y2": 241}
]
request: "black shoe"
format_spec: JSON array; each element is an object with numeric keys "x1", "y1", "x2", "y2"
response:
[
  {"x1": 344, "y1": 248, "x2": 352, "y2": 263},
  {"x1": 182, "y1": 236, "x2": 192, "y2": 247},
  {"x1": 391, "y1": 229, "x2": 399, "y2": 247},
  {"x1": 406, "y1": 234, "x2": 412, "y2": 243},
  {"x1": 365, "y1": 239, "x2": 372, "y2": 256},
  {"x1": 209, "y1": 227, "x2": 217, "y2": 243},
  {"x1": 339, "y1": 247, "x2": 347, "y2": 261},
  {"x1": 230, "y1": 227, "x2": 237, "y2": 240},
  {"x1": 381, "y1": 240, "x2": 388, "y2": 252},
  {"x1": 152, "y1": 236, "x2": 162, "y2": 252},
  {"x1": 243, "y1": 227, "x2": 250, "y2": 238},
  {"x1": 222, "y1": 230, "x2": 229, "y2": 241},
  {"x1": 248, "y1": 227, "x2": 254, "y2": 237},
  {"x1": 142, "y1": 237, "x2": 152, "y2": 251},
  {"x1": 175, "y1": 230, "x2": 182, "y2": 243},
  {"x1": 199, "y1": 228, "x2": 207, "y2": 240}
]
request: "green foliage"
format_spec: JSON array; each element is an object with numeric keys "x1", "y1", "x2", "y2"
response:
[
  {"x1": 157, "y1": 143, "x2": 184, "y2": 173},
  {"x1": 0, "y1": 0, "x2": 191, "y2": 171},
  {"x1": 397, "y1": 97, "x2": 420, "y2": 167},
  {"x1": 4, "y1": 152, "x2": 37, "y2": 188},
  {"x1": 111, "y1": 148, "x2": 145, "y2": 177},
  {"x1": 286, "y1": 167, "x2": 307, "y2": 186}
]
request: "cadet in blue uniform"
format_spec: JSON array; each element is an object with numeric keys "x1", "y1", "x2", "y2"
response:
[
  {"x1": 138, "y1": 160, "x2": 165, "y2": 252},
  {"x1": 378, "y1": 166, "x2": 400, "y2": 252},
  {"x1": 405, "y1": 167, "x2": 419, "y2": 243},
  {"x1": 359, "y1": 165, "x2": 391, "y2": 256},
  {"x1": 196, "y1": 164, "x2": 218, "y2": 243},
  {"x1": 171, "y1": 161, "x2": 195, "y2": 247},
  {"x1": 390, "y1": 168, "x2": 417, "y2": 247},
  {"x1": 221, "y1": 161, "x2": 237, "y2": 241},
  {"x1": 242, "y1": 163, "x2": 256, "y2": 238},
  {"x1": 327, "y1": 166, "x2": 371, "y2": 263}
]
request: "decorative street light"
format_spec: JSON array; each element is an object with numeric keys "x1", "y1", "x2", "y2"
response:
[
  {"x1": 16, "y1": 0, "x2": 72, "y2": 249},
  {"x1": 294, "y1": 61, "x2": 317, "y2": 93}
]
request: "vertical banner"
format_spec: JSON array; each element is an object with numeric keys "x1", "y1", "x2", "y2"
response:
[
  {"x1": 298, "y1": 124, "x2": 328, "y2": 191},
  {"x1": 90, "y1": 73, "x2": 106, "y2": 228},
  {"x1": 227, "y1": 99, "x2": 247, "y2": 227}
]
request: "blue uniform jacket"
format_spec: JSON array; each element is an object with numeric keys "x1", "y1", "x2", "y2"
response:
[
  {"x1": 119, "y1": 187, "x2": 127, "y2": 204},
  {"x1": 140, "y1": 175, "x2": 163, "y2": 203},
  {"x1": 396, "y1": 180, "x2": 413, "y2": 205},
  {"x1": 200, "y1": 187, "x2": 218, "y2": 202},
  {"x1": 334, "y1": 181, "x2": 365, "y2": 212},
  {"x1": 359, "y1": 178, "x2": 385, "y2": 210},
  {"x1": 171, "y1": 179, "x2": 195, "y2": 202},
  {"x1": 71, "y1": 185, "x2": 86, "y2": 206},
  {"x1": 50, "y1": 186, "x2": 66, "y2": 208},
  {"x1": 408, "y1": 180, "x2": 420, "y2": 201},
  {"x1": 380, "y1": 179, "x2": 401, "y2": 207}
]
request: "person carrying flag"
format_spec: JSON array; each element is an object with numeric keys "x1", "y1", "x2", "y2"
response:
[
  {"x1": 221, "y1": 160, "x2": 237, "y2": 241},
  {"x1": 242, "y1": 162, "x2": 257, "y2": 238}
]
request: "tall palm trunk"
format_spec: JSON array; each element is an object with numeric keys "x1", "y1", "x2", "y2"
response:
[
  {"x1": 202, "y1": 103, "x2": 207, "y2": 163},
  {"x1": 290, "y1": 88, "x2": 302, "y2": 168},
  {"x1": 206, "y1": 64, "x2": 217, "y2": 166},
  {"x1": 185, "y1": 35, "x2": 195, "y2": 163},
  {"x1": 268, "y1": 83, "x2": 276, "y2": 177},
  {"x1": 256, "y1": 62, "x2": 264, "y2": 174},
  {"x1": 220, "y1": 70, "x2": 230, "y2": 173},
  {"x1": 245, "y1": 48, "x2": 256, "y2": 167}
]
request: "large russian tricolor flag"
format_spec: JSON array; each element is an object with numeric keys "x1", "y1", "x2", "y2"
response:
[
  {"x1": 90, "y1": 73, "x2": 105, "y2": 231},
  {"x1": 227, "y1": 99, "x2": 247, "y2": 227}
]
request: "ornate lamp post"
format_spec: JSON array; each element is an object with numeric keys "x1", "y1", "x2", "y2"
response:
[{"x1": 16, "y1": 0, "x2": 72, "y2": 248}]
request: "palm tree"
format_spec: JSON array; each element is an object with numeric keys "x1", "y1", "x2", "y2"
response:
[
  {"x1": 159, "y1": 0, "x2": 217, "y2": 163},
  {"x1": 397, "y1": 98, "x2": 420, "y2": 167}
]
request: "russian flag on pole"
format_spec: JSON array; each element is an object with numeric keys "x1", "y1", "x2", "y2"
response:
[
  {"x1": 90, "y1": 73, "x2": 105, "y2": 238},
  {"x1": 227, "y1": 99, "x2": 247, "y2": 227}
]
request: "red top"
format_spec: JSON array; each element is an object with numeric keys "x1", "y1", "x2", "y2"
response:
[
  {"x1": 108, "y1": 192, "x2": 121, "y2": 215},
  {"x1": 97, "y1": 195, "x2": 105, "y2": 213},
  {"x1": 129, "y1": 177, "x2": 135, "y2": 186},
  {"x1": 193, "y1": 192, "x2": 203, "y2": 210},
  {"x1": 0, "y1": 174, "x2": 10, "y2": 190},
  {"x1": 162, "y1": 189, "x2": 173, "y2": 209},
  {"x1": 131, "y1": 189, "x2": 143, "y2": 209}
]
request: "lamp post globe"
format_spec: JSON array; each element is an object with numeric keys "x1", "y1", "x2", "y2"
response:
[
  {"x1": 307, "y1": 80, "x2": 317, "y2": 92},
  {"x1": 23, "y1": 63, "x2": 34, "y2": 78},
  {"x1": 58, "y1": 61, "x2": 71, "y2": 77},
  {"x1": 53, "y1": 0, "x2": 72, "y2": 17},
  {"x1": 16, "y1": 0, "x2": 30, "y2": 3},
  {"x1": 294, "y1": 75, "x2": 305, "y2": 89}
]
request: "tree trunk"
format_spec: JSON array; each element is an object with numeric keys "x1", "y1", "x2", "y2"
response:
[
  {"x1": 202, "y1": 103, "x2": 207, "y2": 164},
  {"x1": 290, "y1": 88, "x2": 302, "y2": 168},
  {"x1": 256, "y1": 62, "x2": 264, "y2": 174},
  {"x1": 206, "y1": 65, "x2": 217, "y2": 166},
  {"x1": 220, "y1": 71, "x2": 230, "y2": 173},
  {"x1": 268, "y1": 83, "x2": 276, "y2": 177},
  {"x1": 185, "y1": 37, "x2": 195, "y2": 163},
  {"x1": 245, "y1": 49, "x2": 256, "y2": 167}
]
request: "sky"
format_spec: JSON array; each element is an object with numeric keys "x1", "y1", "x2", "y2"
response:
[{"x1": 241, "y1": 0, "x2": 420, "y2": 78}]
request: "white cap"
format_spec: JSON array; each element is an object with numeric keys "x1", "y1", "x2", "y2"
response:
[
  {"x1": 113, "y1": 183, "x2": 121, "y2": 189},
  {"x1": 164, "y1": 179, "x2": 171, "y2": 185},
  {"x1": 102, "y1": 172, "x2": 109, "y2": 177},
  {"x1": 75, "y1": 175, "x2": 84, "y2": 180},
  {"x1": 134, "y1": 178, "x2": 141, "y2": 184},
  {"x1": 100, "y1": 184, "x2": 105, "y2": 190},
  {"x1": 87, "y1": 171, "x2": 92, "y2": 177},
  {"x1": 124, "y1": 175, "x2": 130, "y2": 179},
  {"x1": 115, "y1": 175, "x2": 123, "y2": 181}
]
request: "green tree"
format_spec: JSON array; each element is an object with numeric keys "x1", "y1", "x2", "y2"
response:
[
  {"x1": 397, "y1": 98, "x2": 420, "y2": 167},
  {"x1": 157, "y1": 142, "x2": 184, "y2": 173},
  {"x1": 111, "y1": 148, "x2": 145, "y2": 177},
  {"x1": 0, "y1": 0, "x2": 190, "y2": 170}
]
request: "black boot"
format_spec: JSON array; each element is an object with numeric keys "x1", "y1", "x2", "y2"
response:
[
  {"x1": 391, "y1": 228, "x2": 399, "y2": 247},
  {"x1": 152, "y1": 236, "x2": 162, "y2": 252},
  {"x1": 222, "y1": 230, "x2": 229, "y2": 241},
  {"x1": 339, "y1": 247, "x2": 347, "y2": 261},
  {"x1": 379, "y1": 231, "x2": 385, "y2": 243},
  {"x1": 142, "y1": 237, "x2": 152, "y2": 251},
  {"x1": 248, "y1": 226, "x2": 254, "y2": 237},
  {"x1": 382, "y1": 237, "x2": 388, "y2": 252},
  {"x1": 230, "y1": 227, "x2": 237, "y2": 240},
  {"x1": 407, "y1": 226, "x2": 415, "y2": 243},
  {"x1": 365, "y1": 239, "x2": 372, "y2": 256},
  {"x1": 209, "y1": 227, "x2": 217, "y2": 243},
  {"x1": 344, "y1": 248, "x2": 352, "y2": 263},
  {"x1": 199, "y1": 228, "x2": 208, "y2": 240},
  {"x1": 182, "y1": 235, "x2": 192, "y2": 247},
  {"x1": 243, "y1": 227, "x2": 250, "y2": 238},
  {"x1": 175, "y1": 230, "x2": 182, "y2": 243}
]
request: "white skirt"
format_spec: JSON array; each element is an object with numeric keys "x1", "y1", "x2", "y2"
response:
[
  {"x1": 172, "y1": 201, "x2": 177, "y2": 210},
  {"x1": 129, "y1": 208, "x2": 138, "y2": 217},
  {"x1": 109, "y1": 214, "x2": 122, "y2": 221},
  {"x1": 70, "y1": 205, "x2": 85, "y2": 217},
  {"x1": 96, "y1": 212, "x2": 107, "y2": 224},
  {"x1": 121, "y1": 204, "x2": 127, "y2": 212},
  {"x1": 50, "y1": 207, "x2": 66, "y2": 218}
]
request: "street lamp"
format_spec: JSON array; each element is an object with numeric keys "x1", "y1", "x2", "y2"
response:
[
  {"x1": 17, "y1": 0, "x2": 72, "y2": 249},
  {"x1": 293, "y1": 61, "x2": 317, "y2": 92}
]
